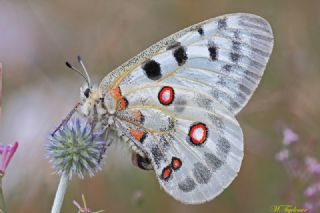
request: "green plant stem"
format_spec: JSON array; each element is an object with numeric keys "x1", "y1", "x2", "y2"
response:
[
  {"x1": 51, "y1": 173, "x2": 69, "y2": 213},
  {"x1": 0, "y1": 177, "x2": 7, "y2": 213}
]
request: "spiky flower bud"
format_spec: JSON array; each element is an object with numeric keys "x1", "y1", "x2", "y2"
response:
[{"x1": 47, "y1": 118, "x2": 107, "y2": 179}]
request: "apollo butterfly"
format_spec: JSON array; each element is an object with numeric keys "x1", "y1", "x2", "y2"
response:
[{"x1": 59, "y1": 13, "x2": 274, "y2": 204}]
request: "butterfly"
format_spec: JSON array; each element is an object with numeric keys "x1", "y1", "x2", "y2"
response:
[{"x1": 59, "y1": 13, "x2": 274, "y2": 204}]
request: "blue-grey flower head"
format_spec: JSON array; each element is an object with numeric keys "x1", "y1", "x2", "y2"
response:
[{"x1": 47, "y1": 118, "x2": 107, "y2": 179}]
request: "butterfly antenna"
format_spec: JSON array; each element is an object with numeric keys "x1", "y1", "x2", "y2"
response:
[
  {"x1": 65, "y1": 61, "x2": 91, "y2": 87},
  {"x1": 77, "y1": 56, "x2": 91, "y2": 87}
]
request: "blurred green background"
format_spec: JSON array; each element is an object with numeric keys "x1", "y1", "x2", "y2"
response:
[{"x1": 1, "y1": 0, "x2": 320, "y2": 212}]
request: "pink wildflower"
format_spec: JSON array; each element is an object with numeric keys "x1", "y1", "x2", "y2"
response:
[
  {"x1": 305, "y1": 157, "x2": 320, "y2": 175},
  {"x1": 303, "y1": 202, "x2": 314, "y2": 211},
  {"x1": 304, "y1": 183, "x2": 320, "y2": 197},
  {"x1": 282, "y1": 128, "x2": 299, "y2": 145},
  {"x1": 0, "y1": 142, "x2": 18, "y2": 176},
  {"x1": 275, "y1": 149, "x2": 289, "y2": 161}
]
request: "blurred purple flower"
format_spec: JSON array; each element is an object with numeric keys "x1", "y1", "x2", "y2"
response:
[
  {"x1": 275, "y1": 149, "x2": 289, "y2": 161},
  {"x1": 0, "y1": 142, "x2": 18, "y2": 176},
  {"x1": 304, "y1": 183, "x2": 320, "y2": 197},
  {"x1": 303, "y1": 202, "x2": 314, "y2": 211},
  {"x1": 276, "y1": 126, "x2": 320, "y2": 212},
  {"x1": 305, "y1": 157, "x2": 320, "y2": 175},
  {"x1": 282, "y1": 128, "x2": 299, "y2": 145}
]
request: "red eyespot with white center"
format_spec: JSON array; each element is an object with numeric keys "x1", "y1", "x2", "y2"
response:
[
  {"x1": 158, "y1": 86, "x2": 174, "y2": 105},
  {"x1": 188, "y1": 123, "x2": 208, "y2": 145}
]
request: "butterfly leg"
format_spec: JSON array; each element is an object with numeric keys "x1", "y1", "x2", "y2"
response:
[
  {"x1": 89, "y1": 104, "x2": 99, "y2": 130},
  {"x1": 96, "y1": 127, "x2": 112, "y2": 164},
  {"x1": 51, "y1": 102, "x2": 80, "y2": 136}
]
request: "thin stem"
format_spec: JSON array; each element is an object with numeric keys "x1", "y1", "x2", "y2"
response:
[
  {"x1": 51, "y1": 173, "x2": 69, "y2": 213},
  {"x1": 0, "y1": 177, "x2": 7, "y2": 213}
]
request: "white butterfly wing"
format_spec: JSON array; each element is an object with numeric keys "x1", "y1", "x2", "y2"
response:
[
  {"x1": 114, "y1": 86, "x2": 243, "y2": 204},
  {"x1": 100, "y1": 13, "x2": 273, "y2": 204},
  {"x1": 100, "y1": 13, "x2": 274, "y2": 115}
]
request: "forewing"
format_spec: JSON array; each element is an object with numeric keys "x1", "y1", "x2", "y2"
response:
[
  {"x1": 100, "y1": 13, "x2": 274, "y2": 115},
  {"x1": 114, "y1": 86, "x2": 243, "y2": 204}
]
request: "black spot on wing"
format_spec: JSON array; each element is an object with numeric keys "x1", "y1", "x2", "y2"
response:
[
  {"x1": 197, "y1": 26, "x2": 204, "y2": 36},
  {"x1": 174, "y1": 97, "x2": 187, "y2": 113},
  {"x1": 151, "y1": 146, "x2": 165, "y2": 168},
  {"x1": 217, "y1": 137, "x2": 231, "y2": 156},
  {"x1": 218, "y1": 17, "x2": 227, "y2": 30},
  {"x1": 193, "y1": 162, "x2": 211, "y2": 184},
  {"x1": 204, "y1": 153, "x2": 223, "y2": 172},
  {"x1": 159, "y1": 135, "x2": 171, "y2": 149},
  {"x1": 217, "y1": 77, "x2": 226, "y2": 86},
  {"x1": 208, "y1": 41, "x2": 217, "y2": 60},
  {"x1": 195, "y1": 95, "x2": 213, "y2": 111},
  {"x1": 234, "y1": 30, "x2": 240, "y2": 39},
  {"x1": 208, "y1": 114, "x2": 225, "y2": 130},
  {"x1": 232, "y1": 41, "x2": 241, "y2": 51},
  {"x1": 223, "y1": 64, "x2": 232, "y2": 73},
  {"x1": 173, "y1": 46, "x2": 188, "y2": 66},
  {"x1": 230, "y1": 52, "x2": 240, "y2": 62},
  {"x1": 178, "y1": 176, "x2": 196, "y2": 192},
  {"x1": 231, "y1": 41, "x2": 242, "y2": 63},
  {"x1": 142, "y1": 60, "x2": 162, "y2": 80}
]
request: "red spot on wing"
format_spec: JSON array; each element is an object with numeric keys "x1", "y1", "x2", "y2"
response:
[
  {"x1": 158, "y1": 86, "x2": 174, "y2": 105},
  {"x1": 110, "y1": 86, "x2": 122, "y2": 99},
  {"x1": 188, "y1": 123, "x2": 208, "y2": 145},
  {"x1": 110, "y1": 86, "x2": 129, "y2": 111},
  {"x1": 171, "y1": 157, "x2": 182, "y2": 170},
  {"x1": 129, "y1": 129, "x2": 147, "y2": 143},
  {"x1": 162, "y1": 166, "x2": 172, "y2": 180},
  {"x1": 117, "y1": 97, "x2": 128, "y2": 110}
]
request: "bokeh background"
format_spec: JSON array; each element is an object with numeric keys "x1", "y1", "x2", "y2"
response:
[{"x1": 1, "y1": 0, "x2": 320, "y2": 212}]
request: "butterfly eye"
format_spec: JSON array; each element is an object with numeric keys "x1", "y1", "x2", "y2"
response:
[{"x1": 84, "y1": 88, "x2": 90, "y2": 98}]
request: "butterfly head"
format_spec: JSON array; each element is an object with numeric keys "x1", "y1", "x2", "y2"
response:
[
  {"x1": 79, "y1": 84, "x2": 102, "y2": 116},
  {"x1": 80, "y1": 84, "x2": 98, "y2": 101},
  {"x1": 66, "y1": 56, "x2": 105, "y2": 117}
]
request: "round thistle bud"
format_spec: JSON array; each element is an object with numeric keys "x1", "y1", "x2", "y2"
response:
[{"x1": 47, "y1": 118, "x2": 107, "y2": 179}]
